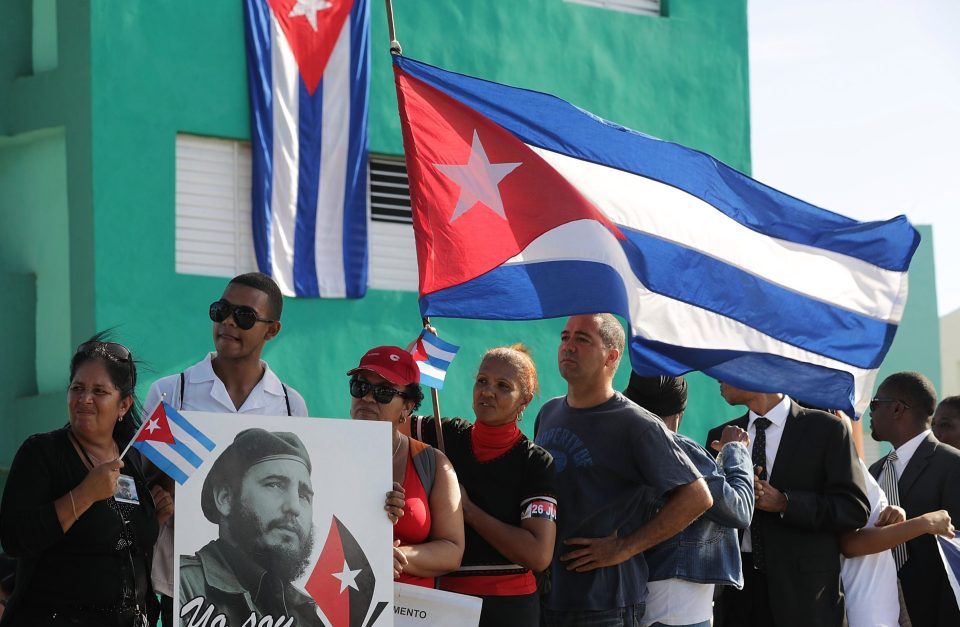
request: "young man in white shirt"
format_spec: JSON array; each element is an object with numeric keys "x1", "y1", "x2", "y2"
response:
[{"x1": 145, "y1": 272, "x2": 308, "y2": 626}]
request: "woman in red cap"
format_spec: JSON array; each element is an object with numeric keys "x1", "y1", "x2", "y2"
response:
[{"x1": 347, "y1": 346, "x2": 464, "y2": 587}]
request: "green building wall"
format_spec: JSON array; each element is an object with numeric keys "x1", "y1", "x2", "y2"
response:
[
  {"x1": 80, "y1": 0, "x2": 751, "y2": 437},
  {"x1": 3, "y1": 1, "x2": 938, "y2": 496}
]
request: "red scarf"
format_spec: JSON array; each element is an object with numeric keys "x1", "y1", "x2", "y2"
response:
[{"x1": 471, "y1": 419, "x2": 522, "y2": 462}]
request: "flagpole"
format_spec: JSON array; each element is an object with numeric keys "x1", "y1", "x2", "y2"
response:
[
  {"x1": 422, "y1": 317, "x2": 446, "y2": 453},
  {"x1": 384, "y1": 0, "x2": 402, "y2": 54}
]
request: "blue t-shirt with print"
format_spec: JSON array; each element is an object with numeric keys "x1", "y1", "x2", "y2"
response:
[{"x1": 534, "y1": 392, "x2": 701, "y2": 611}]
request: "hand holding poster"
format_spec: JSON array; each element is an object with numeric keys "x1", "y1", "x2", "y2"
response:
[{"x1": 174, "y1": 413, "x2": 393, "y2": 627}]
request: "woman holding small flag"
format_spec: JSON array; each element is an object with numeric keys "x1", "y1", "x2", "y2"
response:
[
  {"x1": 410, "y1": 343, "x2": 557, "y2": 627},
  {"x1": 0, "y1": 336, "x2": 160, "y2": 627},
  {"x1": 346, "y1": 345, "x2": 465, "y2": 587}
]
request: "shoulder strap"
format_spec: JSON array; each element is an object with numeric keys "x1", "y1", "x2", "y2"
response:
[
  {"x1": 282, "y1": 383, "x2": 292, "y2": 416},
  {"x1": 408, "y1": 438, "x2": 437, "y2": 498},
  {"x1": 178, "y1": 372, "x2": 185, "y2": 409}
]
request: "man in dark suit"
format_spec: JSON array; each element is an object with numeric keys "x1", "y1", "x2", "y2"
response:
[
  {"x1": 868, "y1": 371, "x2": 960, "y2": 626},
  {"x1": 706, "y1": 383, "x2": 869, "y2": 627}
]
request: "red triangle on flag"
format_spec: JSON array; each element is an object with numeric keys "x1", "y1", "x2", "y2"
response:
[
  {"x1": 395, "y1": 68, "x2": 625, "y2": 297},
  {"x1": 267, "y1": 0, "x2": 355, "y2": 95},
  {"x1": 306, "y1": 516, "x2": 376, "y2": 627},
  {"x1": 410, "y1": 338, "x2": 428, "y2": 362},
  {"x1": 136, "y1": 403, "x2": 176, "y2": 445}
]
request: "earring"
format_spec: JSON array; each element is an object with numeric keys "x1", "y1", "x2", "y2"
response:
[
  {"x1": 118, "y1": 415, "x2": 124, "y2": 422},
  {"x1": 399, "y1": 415, "x2": 406, "y2": 424},
  {"x1": 517, "y1": 410, "x2": 524, "y2": 422}
]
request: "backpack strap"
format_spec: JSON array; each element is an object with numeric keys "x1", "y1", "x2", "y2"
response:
[
  {"x1": 282, "y1": 383, "x2": 291, "y2": 416},
  {"x1": 178, "y1": 372, "x2": 185, "y2": 409},
  {"x1": 408, "y1": 438, "x2": 437, "y2": 499}
]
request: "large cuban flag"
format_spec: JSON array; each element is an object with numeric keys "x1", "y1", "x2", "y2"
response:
[
  {"x1": 243, "y1": 0, "x2": 369, "y2": 298},
  {"x1": 393, "y1": 56, "x2": 920, "y2": 417}
]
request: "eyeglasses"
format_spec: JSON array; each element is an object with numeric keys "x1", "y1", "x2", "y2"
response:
[
  {"x1": 76, "y1": 340, "x2": 132, "y2": 362},
  {"x1": 349, "y1": 378, "x2": 409, "y2": 404},
  {"x1": 209, "y1": 299, "x2": 275, "y2": 330},
  {"x1": 870, "y1": 397, "x2": 911, "y2": 412},
  {"x1": 75, "y1": 340, "x2": 136, "y2": 389}
]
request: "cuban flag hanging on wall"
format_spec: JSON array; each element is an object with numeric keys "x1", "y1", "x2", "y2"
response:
[
  {"x1": 393, "y1": 55, "x2": 919, "y2": 417},
  {"x1": 243, "y1": 0, "x2": 369, "y2": 298}
]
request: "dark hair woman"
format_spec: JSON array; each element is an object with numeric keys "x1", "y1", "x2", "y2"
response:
[
  {"x1": 346, "y1": 345, "x2": 464, "y2": 588},
  {"x1": 409, "y1": 343, "x2": 557, "y2": 627},
  {"x1": 0, "y1": 335, "x2": 161, "y2": 626}
]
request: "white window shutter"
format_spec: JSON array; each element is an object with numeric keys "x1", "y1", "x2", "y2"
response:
[
  {"x1": 175, "y1": 136, "x2": 419, "y2": 292},
  {"x1": 175, "y1": 134, "x2": 257, "y2": 278}
]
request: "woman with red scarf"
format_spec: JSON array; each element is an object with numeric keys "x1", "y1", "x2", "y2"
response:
[{"x1": 410, "y1": 344, "x2": 557, "y2": 627}]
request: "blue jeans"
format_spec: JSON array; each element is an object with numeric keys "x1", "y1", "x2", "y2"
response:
[
  {"x1": 541, "y1": 603, "x2": 646, "y2": 627},
  {"x1": 648, "y1": 622, "x2": 710, "y2": 627}
]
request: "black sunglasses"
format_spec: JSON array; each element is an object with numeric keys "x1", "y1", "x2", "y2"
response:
[
  {"x1": 349, "y1": 378, "x2": 409, "y2": 404},
  {"x1": 209, "y1": 299, "x2": 275, "y2": 330},
  {"x1": 869, "y1": 397, "x2": 911, "y2": 412}
]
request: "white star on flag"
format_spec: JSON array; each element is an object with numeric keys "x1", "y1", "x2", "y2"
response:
[
  {"x1": 288, "y1": 0, "x2": 333, "y2": 31},
  {"x1": 435, "y1": 130, "x2": 522, "y2": 223},
  {"x1": 331, "y1": 559, "x2": 361, "y2": 593},
  {"x1": 145, "y1": 418, "x2": 160, "y2": 434}
]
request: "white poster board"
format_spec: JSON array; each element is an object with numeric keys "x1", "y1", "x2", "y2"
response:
[
  {"x1": 394, "y1": 583, "x2": 482, "y2": 627},
  {"x1": 173, "y1": 413, "x2": 393, "y2": 627}
]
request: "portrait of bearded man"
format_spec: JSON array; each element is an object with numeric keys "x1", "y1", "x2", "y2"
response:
[{"x1": 179, "y1": 428, "x2": 325, "y2": 627}]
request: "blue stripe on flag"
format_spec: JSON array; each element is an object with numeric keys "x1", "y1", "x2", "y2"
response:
[
  {"x1": 293, "y1": 78, "x2": 323, "y2": 297},
  {"x1": 618, "y1": 228, "x2": 896, "y2": 369},
  {"x1": 420, "y1": 259, "x2": 864, "y2": 414},
  {"x1": 165, "y1": 404, "x2": 217, "y2": 451},
  {"x1": 133, "y1": 442, "x2": 190, "y2": 485},
  {"x1": 630, "y1": 338, "x2": 857, "y2": 413},
  {"x1": 423, "y1": 355, "x2": 451, "y2": 370},
  {"x1": 343, "y1": 0, "x2": 370, "y2": 298},
  {"x1": 168, "y1": 439, "x2": 204, "y2": 469},
  {"x1": 422, "y1": 331, "x2": 460, "y2": 355},
  {"x1": 243, "y1": 0, "x2": 274, "y2": 277},
  {"x1": 418, "y1": 372, "x2": 445, "y2": 389},
  {"x1": 394, "y1": 56, "x2": 919, "y2": 272},
  {"x1": 937, "y1": 536, "x2": 960, "y2": 610}
]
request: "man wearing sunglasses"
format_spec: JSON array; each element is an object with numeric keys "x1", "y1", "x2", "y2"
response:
[
  {"x1": 867, "y1": 371, "x2": 960, "y2": 626},
  {"x1": 144, "y1": 272, "x2": 308, "y2": 626}
]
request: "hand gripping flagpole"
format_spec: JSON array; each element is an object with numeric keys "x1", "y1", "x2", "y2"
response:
[
  {"x1": 422, "y1": 317, "x2": 446, "y2": 453},
  {"x1": 384, "y1": 0, "x2": 402, "y2": 55}
]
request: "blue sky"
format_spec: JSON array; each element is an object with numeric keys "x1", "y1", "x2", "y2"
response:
[{"x1": 749, "y1": 0, "x2": 960, "y2": 316}]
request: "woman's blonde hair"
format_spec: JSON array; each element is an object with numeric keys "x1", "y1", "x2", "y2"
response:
[{"x1": 480, "y1": 343, "x2": 539, "y2": 399}]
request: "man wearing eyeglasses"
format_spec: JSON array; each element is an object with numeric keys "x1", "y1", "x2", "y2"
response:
[
  {"x1": 144, "y1": 272, "x2": 308, "y2": 626},
  {"x1": 867, "y1": 371, "x2": 960, "y2": 627}
]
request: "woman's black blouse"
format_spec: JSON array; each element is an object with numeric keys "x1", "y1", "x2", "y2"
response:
[{"x1": 0, "y1": 428, "x2": 159, "y2": 622}]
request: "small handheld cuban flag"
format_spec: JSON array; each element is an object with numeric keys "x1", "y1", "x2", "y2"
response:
[
  {"x1": 127, "y1": 401, "x2": 217, "y2": 484},
  {"x1": 410, "y1": 330, "x2": 459, "y2": 390},
  {"x1": 937, "y1": 535, "x2": 960, "y2": 611}
]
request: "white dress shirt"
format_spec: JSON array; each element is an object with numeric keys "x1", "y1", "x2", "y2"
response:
[
  {"x1": 891, "y1": 429, "x2": 932, "y2": 478},
  {"x1": 742, "y1": 394, "x2": 791, "y2": 552},
  {"x1": 841, "y1": 459, "x2": 901, "y2": 627}
]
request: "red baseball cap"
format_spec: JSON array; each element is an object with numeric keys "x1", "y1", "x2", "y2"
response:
[{"x1": 347, "y1": 345, "x2": 420, "y2": 385}]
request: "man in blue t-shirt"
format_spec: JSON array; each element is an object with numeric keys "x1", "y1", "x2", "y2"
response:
[{"x1": 534, "y1": 314, "x2": 712, "y2": 626}]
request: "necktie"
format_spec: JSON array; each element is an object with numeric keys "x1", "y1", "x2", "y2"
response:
[
  {"x1": 750, "y1": 417, "x2": 772, "y2": 572},
  {"x1": 880, "y1": 450, "x2": 908, "y2": 569}
]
